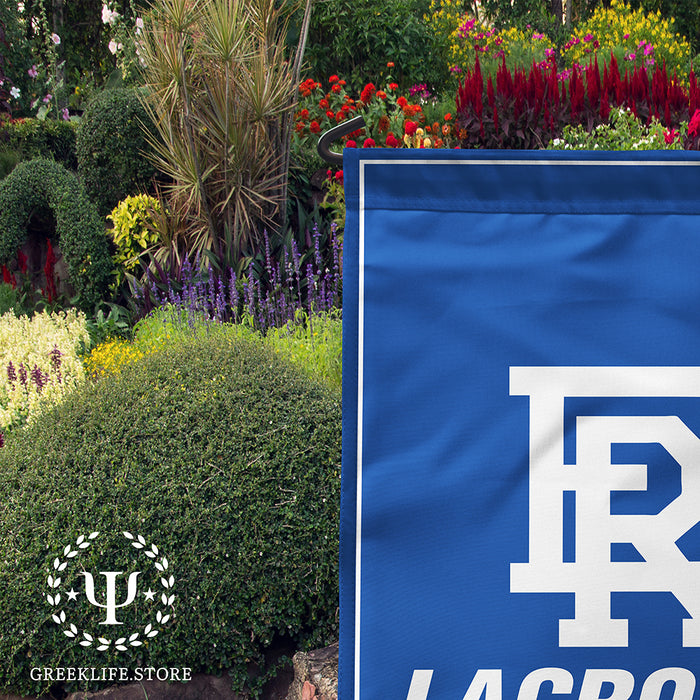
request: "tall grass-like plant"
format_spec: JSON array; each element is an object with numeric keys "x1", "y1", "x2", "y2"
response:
[{"x1": 138, "y1": 0, "x2": 312, "y2": 269}]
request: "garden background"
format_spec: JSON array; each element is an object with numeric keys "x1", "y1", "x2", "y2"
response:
[{"x1": 1, "y1": 0, "x2": 700, "y2": 696}]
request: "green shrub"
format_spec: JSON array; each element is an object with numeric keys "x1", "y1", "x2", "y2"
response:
[
  {"x1": 0, "y1": 332, "x2": 341, "y2": 697},
  {"x1": 3, "y1": 118, "x2": 78, "y2": 170},
  {"x1": 107, "y1": 194, "x2": 161, "y2": 287},
  {"x1": 0, "y1": 157, "x2": 114, "y2": 311},
  {"x1": 76, "y1": 88, "x2": 156, "y2": 216}
]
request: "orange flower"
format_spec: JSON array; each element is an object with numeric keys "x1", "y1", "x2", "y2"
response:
[
  {"x1": 397, "y1": 96, "x2": 408, "y2": 108},
  {"x1": 331, "y1": 84, "x2": 342, "y2": 94},
  {"x1": 387, "y1": 61, "x2": 395, "y2": 68},
  {"x1": 388, "y1": 83, "x2": 399, "y2": 91},
  {"x1": 444, "y1": 112, "x2": 452, "y2": 121},
  {"x1": 329, "y1": 75, "x2": 339, "y2": 83},
  {"x1": 376, "y1": 90, "x2": 387, "y2": 100}
]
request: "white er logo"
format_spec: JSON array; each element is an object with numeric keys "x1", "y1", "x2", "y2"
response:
[{"x1": 510, "y1": 367, "x2": 700, "y2": 648}]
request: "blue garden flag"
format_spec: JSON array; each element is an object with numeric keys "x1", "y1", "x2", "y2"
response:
[{"x1": 341, "y1": 149, "x2": 700, "y2": 700}]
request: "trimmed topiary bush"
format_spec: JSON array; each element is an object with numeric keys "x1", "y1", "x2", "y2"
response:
[
  {"x1": 0, "y1": 332, "x2": 341, "y2": 697},
  {"x1": 0, "y1": 157, "x2": 114, "y2": 311},
  {"x1": 3, "y1": 117, "x2": 78, "y2": 171},
  {"x1": 76, "y1": 88, "x2": 157, "y2": 216}
]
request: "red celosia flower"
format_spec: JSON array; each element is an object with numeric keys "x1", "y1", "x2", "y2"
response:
[
  {"x1": 386, "y1": 132, "x2": 400, "y2": 147},
  {"x1": 329, "y1": 75, "x2": 339, "y2": 83},
  {"x1": 664, "y1": 128, "x2": 678, "y2": 144},
  {"x1": 345, "y1": 139, "x2": 357, "y2": 148},
  {"x1": 688, "y1": 109, "x2": 700, "y2": 138},
  {"x1": 310, "y1": 120, "x2": 321, "y2": 133},
  {"x1": 335, "y1": 170, "x2": 344, "y2": 184},
  {"x1": 2, "y1": 264, "x2": 15, "y2": 289},
  {"x1": 363, "y1": 137, "x2": 376, "y2": 148},
  {"x1": 404, "y1": 120, "x2": 417, "y2": 136},
  {"x1": 17, "y1": 249, "x2": 28, "y2": 274}
]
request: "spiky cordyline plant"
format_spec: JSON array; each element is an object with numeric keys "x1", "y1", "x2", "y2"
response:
[{"x1": 137, "y1": 0, "x2": 311, "y2": 270}]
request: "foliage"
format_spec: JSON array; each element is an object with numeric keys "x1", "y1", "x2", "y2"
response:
[
  {"x1": 0, "y1": 157, "x2": 114, "y2": 311},
  {"x1": 76, "y1": 88, "x2": 157, "y2": 217},
  {"x1": 455, "y1": 55, "x2": 700, "y2": 149},
  {"x1": 304, "y1": 0, "x2": 447, "y2": 93},
  {"x1": 0, "y1": 308, "x2": 88, "y2": 433},
  {"x1": 2, "y1": 117, "x2": 77, "y2": 170},
  {"x1": 561, "y1": 0, "x2": 693, "y2": 78},
  {"x1": 137, "y1": 0, "x2": 312, "y2": 270},
  {"x1": 0, "y1": 331, "x2": 341, "y2": 697},
  {"x1": 107, "y1": 194, "x2": 161, "y2": 287},
  {"x1": 548, "y1": 104, "x2": 686, "y2": 148}
]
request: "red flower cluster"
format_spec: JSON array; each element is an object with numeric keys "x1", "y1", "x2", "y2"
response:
[
  {"x1": 456, "y1": 54, "x2": 700, "y2": 150},
  {"x1": 360, "y1": 83, "x2": 376, "y2": 104}
]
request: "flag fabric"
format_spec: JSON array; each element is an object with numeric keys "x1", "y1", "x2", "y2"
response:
[{"x1": 341, "y1": 149, "x2": 700, "y2": 700}]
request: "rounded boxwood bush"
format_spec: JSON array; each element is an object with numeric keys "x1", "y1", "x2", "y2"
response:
[
  {"x1": 0, "y1": 332, "x2": 341, "y2": 697},
  {"x1": 76, "y1": 88, "x2": 157, "y2": 216},
  {"x1": 0, "y1": 157, "x2": 114, "y2": 310}
]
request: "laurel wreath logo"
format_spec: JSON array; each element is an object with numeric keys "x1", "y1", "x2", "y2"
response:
[{"x1": 47, "y1": 531, "x2": 175, "y2": 652}]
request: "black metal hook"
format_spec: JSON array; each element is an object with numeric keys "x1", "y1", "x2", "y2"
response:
[{"x1": 317, "y1": 114, "x2": 366, "y2": 166}]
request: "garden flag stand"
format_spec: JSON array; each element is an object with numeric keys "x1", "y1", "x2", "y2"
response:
[{"x1": 341, "y1": 149, "x2": 700, "y2": 700}]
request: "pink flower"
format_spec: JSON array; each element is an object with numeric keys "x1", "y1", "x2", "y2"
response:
[
  {"x1": 644, "y1": 43, "x2": 654, "y2": 56},
  {"x1": 27, "y1": 65, "x2": 38, "y2": 78},
  {"x1": 42, "y1": 93, "x2": 52, "y2": 103},
  {"x1": 61, "y1": 107, "x2": 70, "y2": 120},
  {"x1": 362, "y1": 138, "x2": 376, "y2": 148},
  {"x1": 688, "y1": 109, "x2": 700, "y2": 138},
  {"x1": 51, "y1": 33, "x2": 60, "y2": 45}
]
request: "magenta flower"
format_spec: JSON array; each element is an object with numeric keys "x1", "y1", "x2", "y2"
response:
[{"x1": 27, "y1": 65, "x2": 38, "y2": 78}]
